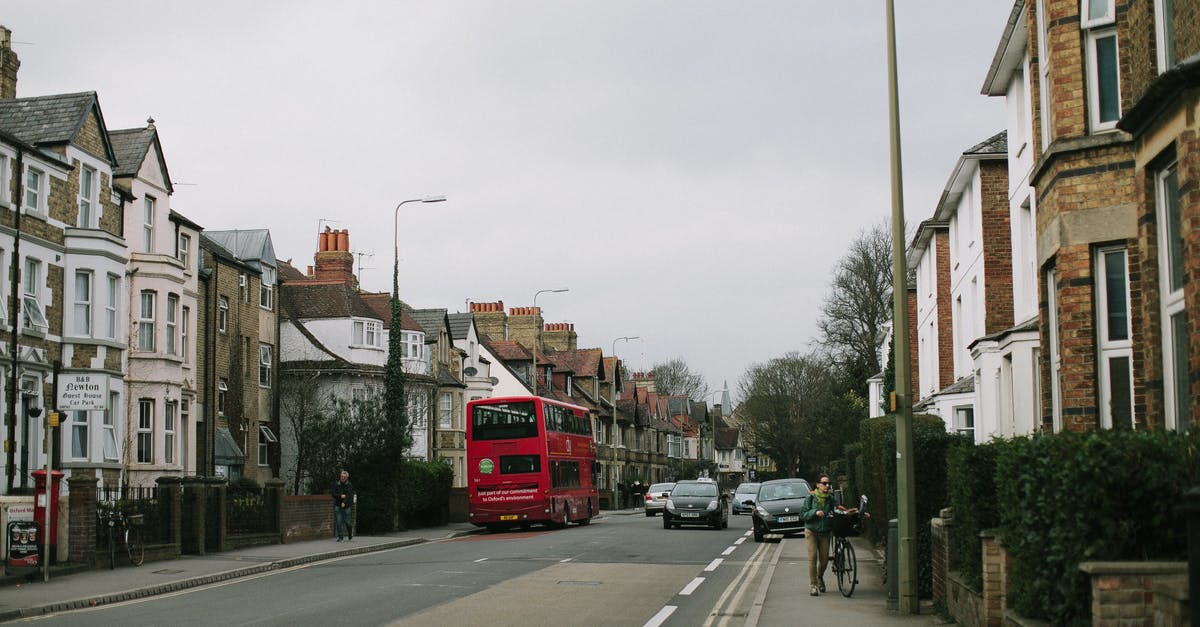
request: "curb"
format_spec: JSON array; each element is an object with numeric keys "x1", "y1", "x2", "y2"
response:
[{"x1": 0, "y1": 532, "x2": 479, "y2": 622}]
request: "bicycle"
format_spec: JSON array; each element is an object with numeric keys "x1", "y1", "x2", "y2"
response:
[
  {"x1": 100, "y1": 509, "x2": 145, "y2": 568},
  {"x1": 830, "y1": 495, "x2": 868, "y2": 597}
]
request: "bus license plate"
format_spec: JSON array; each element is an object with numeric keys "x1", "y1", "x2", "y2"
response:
[
  {"x1": 500, "y1": 515, "x2": 518, "y2": 521},
  {"x1": 777, "y1": 515, "x2": 800, "y2": 523},
  {"x1": 681, "y1": 512, "x2": 700, "y2": 518}
]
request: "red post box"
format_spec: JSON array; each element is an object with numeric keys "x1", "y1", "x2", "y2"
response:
[{"x1": 32, "y1": 470, "x2": 63, "y2": 564}]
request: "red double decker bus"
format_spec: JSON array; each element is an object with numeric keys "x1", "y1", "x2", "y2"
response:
[{"x1": 467, "y1": 396, "x2": 598, "y2": 530}]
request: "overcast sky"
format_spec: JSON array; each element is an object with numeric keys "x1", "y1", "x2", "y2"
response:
[{"x1": 5, "y1": 1, "x2": 1015, "y2": 400}]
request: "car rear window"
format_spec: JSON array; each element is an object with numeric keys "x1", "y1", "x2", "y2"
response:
[
  {"x1": 672, "y1": 482, "x2": 718, "y2": 498},
  {"x1": 649, "y1": 483, "x2": 674, "y2": 493},
  {"x1": 735, "y1": 483, "x2": 760, "y2": 495}
]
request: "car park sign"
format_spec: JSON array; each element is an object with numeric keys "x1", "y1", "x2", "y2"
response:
[{"x1": 57, "y1": 374, "x2": 108, "y2": 410}]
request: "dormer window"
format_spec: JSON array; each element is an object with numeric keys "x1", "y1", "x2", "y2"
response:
[
  {"x1": 78, "y1": 165, "x2": 96, "y2": 228},
  {"x1": 352, "y1": 319, "x2": 382, "y2": 348},
  {"x1": 402, "y1": 332, "x2": 424, "y2": 358}
]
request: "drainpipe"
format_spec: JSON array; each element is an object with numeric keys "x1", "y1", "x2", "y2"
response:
[{"x1": 6, "y1": 150, "x2": 23, "y2": 495}]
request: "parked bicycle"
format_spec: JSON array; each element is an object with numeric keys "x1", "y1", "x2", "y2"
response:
[
  {"x1": 830, "y1": 495, "x2": 869, "y2": 597},
  {"x1": 99, "y1": 509, "x2": 145, "y2": 568}
]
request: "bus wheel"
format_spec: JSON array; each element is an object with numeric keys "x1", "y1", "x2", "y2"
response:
[
  {"x1": 559, "y1": 503, "x2": 570, "y2": 528},
  {"x1": 579, "y1": 501, "x2": 592, "y2": 526}
]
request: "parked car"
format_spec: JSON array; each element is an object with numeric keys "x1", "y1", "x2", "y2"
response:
[
  {"x1": 751, "y1": 478, "x2": 812, "y2": 542},
  {"x1": 663, "y1": 479, "x2": 729, "y2": 530},
  {"x1": 643, "y1": 482, "x2": 675, "y2": 516},
  {"x1": 731, "y1": 482, "x2": 761, "y2": 515}
]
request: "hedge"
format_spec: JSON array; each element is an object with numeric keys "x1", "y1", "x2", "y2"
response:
[
  {"x1": 945, "y1": 438, "x2": 999, "y2": 591},
  {"x1": 859, "y1": 413, "x2": 957, "y2": 598},
  {"x1": 993, "y1": 429, "x2": 1199, "y2": 625}
]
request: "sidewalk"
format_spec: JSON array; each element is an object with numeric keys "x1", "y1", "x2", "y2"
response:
[{"x1": 0, "y1": 523, "x2": 482, "y2": 622}]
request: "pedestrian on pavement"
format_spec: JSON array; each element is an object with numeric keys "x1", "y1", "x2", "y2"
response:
[
  {"x1": 332, "y1": 469, "x2": 355, "y2": 542},
  {"x1": 800, "y1": 473, "x2": 841, "y2": 596},
  {"x1": 632, "y1": 480, "x2": 644, "y2": 509}
]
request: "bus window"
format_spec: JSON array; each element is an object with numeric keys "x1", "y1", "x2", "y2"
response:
[
  {"x1": 500, "y1": 455, "x2": 541, "y2": 474},
  {"x1": 472, "y1": 402, "x2": 538, "y2": 440},
  {"x1": 551, "y1": 460, "x2": 581, "y2": 488}
]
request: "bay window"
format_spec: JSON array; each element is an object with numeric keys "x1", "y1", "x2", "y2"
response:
[
  {"x1": 1096, "y1": 246, "x2": 1134, "y2": 429},
  {"x1": 1157, "y1": 161, "x2": 1189, "y2": 432}
]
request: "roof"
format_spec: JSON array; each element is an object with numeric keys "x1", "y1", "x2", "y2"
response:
[
  {"x1": 359, "y1": 293, "x2": 423, "y2": 331},
  {"x1": 200, "y1": 233, "x2": 258, "y2": 274},
  {"x1": 0, "y1": 91, "x2": 117, "y2": 164},
  {"x1": 487, "y1": 339, "x2": 533, "y2": 361},
  {"x1": 963, "y1": 130, "x2": 1008, "y2": 156},
  {"x1": 715, "y1": 426, "x2": 740, "y2": 450},
  {"x1": 108, "y1": 123, "x2": 174, "y2": 193},
  {"x1": 981, "y1": 1, "x2": 1027, "y2": 96},
  {"x1": 547, "y1": 348, "x2": 603, "y2": 378},
  {"x1": 407, "y1": 308, "x2": 449, "y2": 341},
  {"x1": 276, "y1": 259, "x2": 308, "y2": 282},
  {"x1": 447, "y1": 313, "x2": 473, "y2": 340},
  {"x1": 1119, "y1": 51, "x2": 1200, "y2": 135},
  {"x1": 279, "y1": 282, "x2": 381, "y2": 321},
  {"x1": 204, "y1": 230, "x2": 277, "y2": 270}
]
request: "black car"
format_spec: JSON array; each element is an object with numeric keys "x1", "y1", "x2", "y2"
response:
[
  {"x1": 663, "y1": 479, "x2": 728, "y2": 530},
  {"x1": 751, "y1": 478, "x2": 812, "y2": 542}
]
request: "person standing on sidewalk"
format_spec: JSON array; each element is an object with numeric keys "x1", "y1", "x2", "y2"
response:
[
  {"x1": 332, "y1": 470, "x2": 355, "y2": 542},
  {"x1": 800, "y1": 473, "x2": 840, "y2": 596}
]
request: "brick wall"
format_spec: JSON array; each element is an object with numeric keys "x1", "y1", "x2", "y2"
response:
[
  {"x1": 935, "y1": 230, "x2": 954, "y2": 389},
  {"x1": 907, "y1": 286, "x2": 919, "y2": 399},
  {"x1": 67, "y1": 475, "x2": 97, "y2": 565},
  {"x1": 980, "y1": 159, "x2": 1015, "y2": 334},
  {"x1": 507, "y1": 307, "x2": 542, "y2": 352},
  {"x1": 280, "y1": 495, "x2": 340, "y2": 543},
  {"x1": 1079, "y1": 561, "x2": 1187, "y2": 626}
]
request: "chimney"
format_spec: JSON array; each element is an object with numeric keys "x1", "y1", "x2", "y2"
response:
[
  {"x1": 507, "y1": 306, "x2": 543, "y2": 352},
  {"x1": 543, "y1": 322, "x2": 577, "y2": 351},
  {"x1": 313, "y1": 227, "x2": 356, "y2": 287},
  {"x1": 471, "y1": 300, "x2": 507, "y2": 340},
  {"x1": 0, "y1": 26, "x2": 20, "y2": 100}
]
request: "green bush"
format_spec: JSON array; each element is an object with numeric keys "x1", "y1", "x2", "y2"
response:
[
  {"x1": 945, "y1": 437, "x2": 999, "y2": 591},
  {"x1": 398, "y1": 460, "x2": 454, "y2": 527},
  {"x1": 859, "y1": 413, "x2": 955, "y2": 597},
  {"x1": 994, "y1": 429, "x2": 1199, "y2": 625}
]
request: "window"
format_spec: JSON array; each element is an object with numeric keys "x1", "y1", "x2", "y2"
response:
[
  {"x1": 103, "y1": 391, "x2": 119, "y2": 461},
  {"x1": 70, "y1": 411, "x2": 89, "y2": 460},
  {"x1": 1155, "y1": 0, "x2": 1176, "y2": 72},
  {"x1": 74, "y1": 270, "x2": 92, "y2": 336},
  {"x1": 181, "y1": 400, "x2": 190, "y2": 469},
  {"x1": 78, "y1": 165, "x2": 96, "y2": 227},
  {"x1": 439, "y1": 393, "x2": 452, "y2": 429},
  {"x1": 1157, "y1": 162, "x2": 1189, "y2": 432},
  {"x1": 217, "y1": 379, "x2": 228, "y2": 416},
  {"x1": 403, "y1": 332, "x2": 422, "y2": 358},
  {"x1": 137, "y1": 399, "x2": 154, "y2": 464},
  {"x1": 352, "y1": 320, "x2": 382, "y2": 347},
  {"x1": 23, "y1": 166, "x2": 44, "y2": 213},
  {"x1": 22, "y1": 258, "x2": 47, "y2": 330},
  {"x1": 1047, "y1": 269, "x2": 1063, "y2": 432},
  {"x1": 218, "y1": 296, "x2": 228, "y2": 333},
  {"x1": 259, "y1": 344, "x2": 272, "y2": 388},
  {"x1": 1036, "y1": 0, "x2": 1052, "y2": 149},
  {"x1": 105, "y1": 274, "x2": 118, "y2": 339},
  {"x1": 181, "y1": 306, "x2": 190, "y2": 363},
  {"x1": 166, "y1": 294, "x2": 178, "y2": 355},
  {"x1": 259, "y1": 267, "x2": 275, "y2": 309},
  {"x1": 258, "y1": 425, "x2": 277, "y2": 467},
  {"x1": 164, "y1": 401, "x2": 176, "y2": 464},
  {"x1": 138, "y1": 291, "x2": 156, "y2": 351},
  {"x1": 1096, "y1": 247, "x2": 1134, "y2": 429},
  {"x1": 1082, "y1": 1, "x2": 1120, "y2": 131},
  {"x1": 142, "y1": 196, "x2": 155, "y2": 252},
  {"x1": 178, "y1": 233, "x2": 191, "y2": 269}
]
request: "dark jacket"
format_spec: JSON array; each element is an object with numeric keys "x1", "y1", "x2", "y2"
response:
[
  {"x1": 800, "y1": 491, "x2": 840, "y2": 534},
  {"x1": 332, "y1": 480, "x2": 354, "y2": 510}
]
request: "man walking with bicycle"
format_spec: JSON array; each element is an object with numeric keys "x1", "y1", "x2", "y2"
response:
[
  {"x1": 332, "y1": 470, "x2": 355, "y2": 542},
  {"x1": 801, "y1": 473, "x2": 841, "y2": 596}
]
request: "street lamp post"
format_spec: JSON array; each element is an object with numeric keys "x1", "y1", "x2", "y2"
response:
[
  {"x1": 610, "y1": 336, "x2": 638, "y2": 508},
  {"x1": 393, "y1": 196, "x2": 447, "y2": 300},
  {"x1": 530, "y1": 288, "x2": 568, "y2": 396}
]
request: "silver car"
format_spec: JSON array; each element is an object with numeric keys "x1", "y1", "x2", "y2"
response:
[
  {"x1": 643, "y1": 482, "x2": 675, "y2": 516},
  {"x1": 731, "y1": 482, "x2": 761, "y2": 515}
]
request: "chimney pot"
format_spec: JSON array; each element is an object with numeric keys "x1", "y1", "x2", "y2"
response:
[{"x1": 337, "y1": 229, "x2": 349, "y2": 252}]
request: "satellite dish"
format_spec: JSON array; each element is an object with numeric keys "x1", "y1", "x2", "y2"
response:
[{"x1": 463, "y1": 366, "x2": 478, "y2": 377}]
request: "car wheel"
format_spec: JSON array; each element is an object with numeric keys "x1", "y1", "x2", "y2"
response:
[
  {"x1": 753, "y1": 527, "x2": 763, "y2": 542},
  {"x1": 662, "y1": 515, "x2": 671, "y2": 530},
  {"x1": 645, "y1": 510, "x2": 654, "y2": 517}
]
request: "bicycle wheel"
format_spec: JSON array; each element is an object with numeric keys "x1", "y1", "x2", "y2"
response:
[
  {"x1": 837, "y1": 538, "x2": 857, "y2": 597},
  {"x1": 126, "y1": 526, "x2": 145, "y2": 566}
]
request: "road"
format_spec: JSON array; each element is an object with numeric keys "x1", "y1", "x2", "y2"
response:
[{"x1": 21, "y1": 511, "x2": 924, "y2": 626}]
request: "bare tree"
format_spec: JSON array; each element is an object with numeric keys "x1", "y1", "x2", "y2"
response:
[
  {"x1": 651, "y1": 358, "x2": 709, "y2": 400},
  {"x1": 816, "y1": 221, "x2": 894, "y2": 393},
  {"x1": 278, "y1": 371, "x2": 333, "y2": 494}
]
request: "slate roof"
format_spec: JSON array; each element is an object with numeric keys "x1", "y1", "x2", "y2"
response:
[
  {"x1": 447, "y1": 313, "x2": 473, "y2": 340},
  {"x1": 276, "y1": 259, "x2": 308, "y2": 282},
  {"x1": 0, "y1": 91, "x2": 116, "y2": 164},
  {"x1": 715, "y1": 426, "x2": 740, "y2": 450},
  {"x1": 407, "y1": 308, "x2": 449, "y2": 341},
  {"x1": 204, "y1": 230, "x2": 277, "y2": 270},
  {"x1": 487, "y1": 339, "x2": 533, "y2": 361},
  {"x1": 279, "y1": 282, "x2": 381, "y2": 321},
  {"x1": 108, "y1": 124, "x2": 173, "y2": 192},
  {"x1": 964, "y1": 130, "x2": 1007, "y2": 156}
]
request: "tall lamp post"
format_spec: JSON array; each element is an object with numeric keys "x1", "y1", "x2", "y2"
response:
[
  {"x1": 884, "y1": 0, "x2": 918, "y2": 614},
  {"x1": 610, "y1": 336, "x2": 638, "y2": 507},
  {"x1": 530, "y1": 288, "x2": 568, "y2": 396},
  {"x1": 387, "y1": 195, "x2": 445, "y2": 462}
]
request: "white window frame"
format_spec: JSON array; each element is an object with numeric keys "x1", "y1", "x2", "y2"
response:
[
  {"x1": 137, "y1": 399, "x2": 154, "y2": 464},
  {"x1": 1155, "y1": 0, "x2": 1176, "y2": 72},
  {"x1": 217, "y1": 379, "x2": 228, "y2": 417},
  {"x1": 73, "y1": 270, "x2": 92, "y2": 336},
  {"x1": 259, "y1": 344, "x2": 272, "y2": 388},
  {"x1": 164, "y1": 400, "x2": 177, "y2": 465},
  {"x1": 138, "y1": 290, "x2": 156, "y2": 352},
  {"x1": 258, "y1": 425, "x2": 277, "y2": 467},
  {"x1": 1084, "y1": 25, "x2": 1121, "y2": 132},
  {"x1": 22, "y1": 258, "x2": 47, "y2": 331},
  {"x1": 1081, "y1": 0, "x2": 1114, "y2": 27},
  {"x1": 178, "y1": 233, "x2": 191, "y2": 269},
  {"x1": 70, "y1": 410, "x2": 89, "y2": 460},
  {"x1": 0, "y1": 248, "x2": 6, "y2": 325},
  {"x1": 23, "y1": 165, "x2": 46, "y2": 215},
  {"x1": 78, "y1": 165, "x2": 96, "y2": 228},
  {"x1": 1095, "y1": 246, "x2": 1134, "y2": 429},
  {"x1": 142, "y1": 196, "x2": 155, "y2": 253},
  {"x1": 105, "y1": 274, "x2": 119, "y2": 339},
  {"x1": 1036, "y1": 0, "x2": 1053, "y2": 150},
  {"x1": 1047, "y1": 269, "x2": 1063, "y2": 432},
  {"x1": 218, "y1": 296, "x2": 228, "y2": 333},
  {"x1": 181, "y1": 306, "x2": 190, "y2": 364},
  {"x1": 103, "y1": 391, "x2": 119, "y2": 461},
  {"x1": 439, "y1": 393, "x2": 452, "y2": 429},
  {"x1": 259, "y1": 266, "x2": 275, "y2": 310},
  {"x1": 166, "y1": 294, "x2": 178, "y2": 356},
  {"x1": 1156, "y1": 161, "x2": 1189, "y2": 431}
]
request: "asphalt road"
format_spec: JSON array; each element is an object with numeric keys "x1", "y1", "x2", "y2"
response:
[{"x1": 20, "y1": 510, "x2": 914, "y2": 627}]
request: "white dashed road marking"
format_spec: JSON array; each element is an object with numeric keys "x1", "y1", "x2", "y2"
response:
[
  {"x1": 734, "y1": 537, "x2": 746, "y2": 545},
  {"x1": 704, "y1": 558, "x2": 723, "y2": 572},
  {"x1": 473, "y1": 557, "x2": 488, "y2": 562},
  {"x1": 643, "y1": 606, "x2": 677, "y2": 627},
  {"x1": 679, "y1": 577, "x2": 705, "y2": 596},
  {"x1": 721, "y1": 546, "x2": 735, "y2": 556}
]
